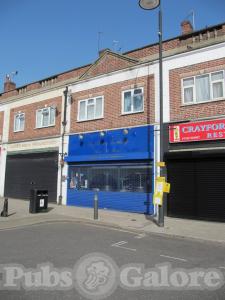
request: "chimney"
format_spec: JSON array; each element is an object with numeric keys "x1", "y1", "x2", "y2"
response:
[
  {"x1": 181, "y1": 20, "x2": 193, "y2": 35},
  {"x1": 4, "y1": 75, "x2": 16, "y2": 92}
]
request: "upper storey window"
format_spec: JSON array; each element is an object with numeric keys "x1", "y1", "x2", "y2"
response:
[
  {"x1": 182, "y1": 70, "x2": 224, "y2": 104},
  {"x1": 36, "y1": 107, "x2": 55, "y2": 128},
  {"x1": 77, "y1": 96, "x2": 104, "y2": 121},
  {"x1": 14, "y1": 113, "x2": 25, "y2": 132},
  {"x1": 122, "y1": 88, "x2": 144, "y2": 114}
]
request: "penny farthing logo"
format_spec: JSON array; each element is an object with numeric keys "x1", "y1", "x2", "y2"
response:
[{"x1": 74, "y1": 253, "x2": 118, "y2": 299}]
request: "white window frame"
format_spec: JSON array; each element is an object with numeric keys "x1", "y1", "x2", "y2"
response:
[
  {"x1": 211, "y1": 71, "x2": 225, "y2": 100},
  {"x1": 14, "y1": 113, "x2": 25, "y2": 132},
  {"x1": 77, "y1": 96, "x2": 104, "y2": 122},
  {"x1": 182, "y1": 70, "x2": 225, "y2": 105},
  {"x1": 182, "y1": 77, "x2": 195, "y2": 104},
  {"x1": 36, "y1": 107, "x2": 56, "y2": 128},
  {"x1": 121, "y1": 87, "x2": 144, "y2": 115}
]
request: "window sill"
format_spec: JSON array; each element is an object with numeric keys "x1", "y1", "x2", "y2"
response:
[
  {"x1": 77, "y1": 117, "x2": 104, "y2": 123},
  {"x1": 181, "y1": 97, "x2": 225, "y2": 107},
  {"x1": 121, "y1": 110, "x2": 144, "y2": 116},
  {"x1": 35, "y1": 124, "x2": 55, "y2": 129},
  {"x1": 13, "y1": 130, "x2": 24, "y2": 133}
]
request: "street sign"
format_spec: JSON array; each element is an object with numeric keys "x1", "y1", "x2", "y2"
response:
[
  {"x1": 155, "y1": 180, "x2": 164, "y2": 193},
  {"x1": 163, "y1": 182, "x2": 171, "y2": 193},
  {"x1": 156, "y1": 176, "x2": 166, "y2": 182},
  {"x1": 153, "y1": 192, "x2": 163, "y2": 206},
  {"x1": 169, "y1": 119, "x2": 225, "y2": 143},
  {"x1": 156, "y1": 161, "x2": 166, "y2": 167}
]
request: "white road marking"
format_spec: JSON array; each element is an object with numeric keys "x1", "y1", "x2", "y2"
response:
[
  {"x1": 112, "y1": 241, "x2": 127, "y2": 246},
  {"x1": 160, "y1": 254, "x2": 187, "y2": 262},
  {"x1": 111, "y1": 241, "x2": 137, "y2": 252},
  {"x1": 115, "y1": 245, "x2": 137, "y2": 252},
  {"x1": 134, "y1": 233, "x2": 146, "y2": 239}
]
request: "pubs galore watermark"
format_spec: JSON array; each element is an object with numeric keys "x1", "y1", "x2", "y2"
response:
[{"x1": 0, "y1": 252, "x2": 224, "y2": 299}]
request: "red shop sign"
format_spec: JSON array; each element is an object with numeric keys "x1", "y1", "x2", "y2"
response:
[{"x1": 169, "y1": 119, "x2": 225, "y2": 143}]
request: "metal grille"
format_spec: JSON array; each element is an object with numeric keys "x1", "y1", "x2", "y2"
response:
[{"x1": 69, "y1": 163, "x2": 152, "y2": 193}]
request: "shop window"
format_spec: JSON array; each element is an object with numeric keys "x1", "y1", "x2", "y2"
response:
[
  {"x1": 69, "y1": 167, "x2": 89, "y2": 190},
  {"x1": 182, "y1": 70, "x2": 224, "y2": 104},
  {"x1": 120, "y1": 165, "x2": 151, "y2": 193},
  {"x1": 36, "y1": 107, "x2": 55, "y2": 128},
  {"x1": 122, "y1": 88, "x2": 144, "y2": 114},
  {"x1": 89, "y1": 167, "x2": 118, "y2": 191},
  {"x1": 69, "y1": 163, "x2": 152, "y2": 193},
  {"x1": 77, "y1": 96, "x2": 104, "y2": 121},
  {"x1": 14, "y1": 113, "x2": 25, "y2": 132}
]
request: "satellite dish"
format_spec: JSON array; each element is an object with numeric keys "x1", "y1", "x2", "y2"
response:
[{"x1": 139, "y1": 0, "x2": 160, "y2": 10}]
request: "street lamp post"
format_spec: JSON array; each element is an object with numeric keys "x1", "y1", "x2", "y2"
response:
[{"x1": 139, "y1": 0, "x2": 164, "y2": 227}]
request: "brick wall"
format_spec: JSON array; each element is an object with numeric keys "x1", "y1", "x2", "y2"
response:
[
  {"x1": 57, "y1": 65, "x2": 90, "y2": 81},
  {"x1": 8, "y1": 97, "x2": 62, "y2": 142},
  {"x1": 0, "y1": 111, "x2": 4, "y2": 140},
  {"x1": 169, "y1": 58, "x2": 225, "y2": 121},
  {"x1": 0, "y1": 89, "x2": 18, "y2": 101},
  {"x1": 125, "y1": 39, "x2": 180, "y2": 60},
  {"x1": 125, "y1": 24, "x2": 225, "y2": 60},
  {"x1": 0, "y1": 65, "x2": 90, "y2": 102},
  {"x1": 70, "y1": 75, "x2": 155, "y2": 133},
  {"x1": 1, "y1": 22, "x2": 225, "y2": 103},
  {"x1": 84, "y1": 54, "x2": 136, "y2": 78}
]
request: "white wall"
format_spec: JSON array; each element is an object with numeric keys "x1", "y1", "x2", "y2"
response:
[
  {"x1": 0, "y1": 144, "x2": 7, "y2": 197},
  {"x1": 57, "y1": 134, "x2": 69, "y2": 205}
]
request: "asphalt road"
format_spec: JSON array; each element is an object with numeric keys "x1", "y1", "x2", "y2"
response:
[{"x1": 0, "y1": 221, "x2": 224, "y2": 300}]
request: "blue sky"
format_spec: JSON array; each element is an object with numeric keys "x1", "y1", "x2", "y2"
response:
[{"x1": 0, "y1": 0, "x2": 225, "y2": 91}]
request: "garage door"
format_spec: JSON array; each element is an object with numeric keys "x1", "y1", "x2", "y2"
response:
[
  {"x1": 4, "y1": 152, "x2": 58, "y2": 202},
  {"x1": 167, "y1": 157, "x2": 225, "y2": 222}
]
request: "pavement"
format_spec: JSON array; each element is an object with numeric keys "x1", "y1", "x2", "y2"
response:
[{"x1": 0, "y1": 197, "x2": 225, "y2": 243}]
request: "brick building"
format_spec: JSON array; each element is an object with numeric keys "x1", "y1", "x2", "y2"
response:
[{"x1": 0, "y1": 21, "x2": 225, "y2": 220}]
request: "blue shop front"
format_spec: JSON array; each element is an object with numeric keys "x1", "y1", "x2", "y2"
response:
[{"x1": 65, "y1": 125, "x2": 154, "y2": 214}]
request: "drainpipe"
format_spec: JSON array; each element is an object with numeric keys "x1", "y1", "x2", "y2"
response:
[{"x1": 58, "y1": 86, "x2": 68, "y2": 205}]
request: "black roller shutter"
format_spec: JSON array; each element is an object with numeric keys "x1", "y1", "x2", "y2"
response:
[
  {"x1": 167, "y1": 156, "x2": 225, "y2": 222},
  {"x1": 196, "y1": 158, "x2": 225, "y2": 221},
  {"x1": 167, "y1": 159, "x2": 197, "y2": 219},
  {"x1": 4, "y1": 151, "x2": 58, "y2": 202}
]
